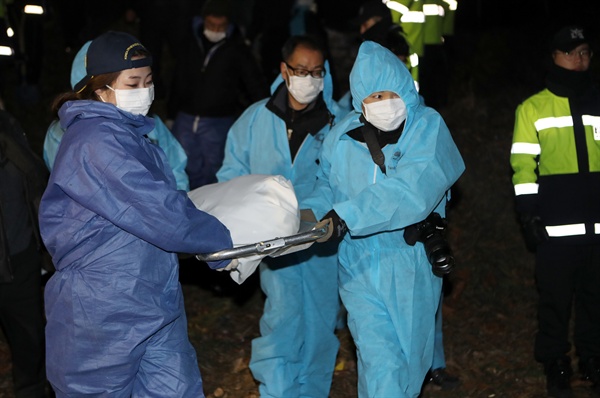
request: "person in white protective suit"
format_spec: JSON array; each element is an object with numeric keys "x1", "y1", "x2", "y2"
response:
[
  {"x1": 303, "y1": 41, "x2": 465, "y2": 397},
  {"x1": 39, "y1": 31, "x2": 235, "y2": 397},
  {"x1": 43, "y1": 41, "x2": 190, "y2": 192},
  {"x1": 216, "y1": 35, "x2": 348, "y2": 398}
]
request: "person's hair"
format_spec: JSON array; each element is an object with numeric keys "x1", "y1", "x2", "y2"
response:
[
  {"x1": 281, "y1": 35, "x2": 326, "y2": 63},
  {"x1": 51, "y1": 71, "x2": 120, "y2": 116},
  {"x1": 201, "y1": 0, "x2": 231, "y2": 18}
]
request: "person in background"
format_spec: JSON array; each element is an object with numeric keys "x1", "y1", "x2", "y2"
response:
[
  {"x1": 168, "y1": 0, "x2": 269, "y2": 189},
  {"x1": 39, "y1": 31, "x2": 236, "y2": 397},
  {"x1": 384, "y1": 25, "x2": 415, "y2": 83},
  {"x1": 419, "y1": 0, "x2": 449, "y2": 110},
  {"x1": 510, "y1": 25, "x2": 600, "y2": 398},
  {"x1": 247, "y1": 0, "x2": 295, "y2": 83},
  {"x1": 43, "y1": 41, "x2": 189, "y2": 191},
  {"x1": 217, "y1": 35, "x2": 346, "y2": 398},
  {"x1": 0, "y1": 100, "x2": 49, "y2": 397},
  {"x1": 338, "y1": 2, "x2": 418, "y2": 109},
  {"x1": 303, "y1": 41, "x2": 464, "y2": 397},
  {"x1": 248, "y1": 0, "x2": 329, "y2": 85},
  {"x1": 355, "y1": 0, "x2": 394, "y2": 44},
  {"x1": 131, "y1": 0, "x2": 192, "y2": 100},
  {"x1": 386, "y1": 0, "x2": 425, "y2": 85}
]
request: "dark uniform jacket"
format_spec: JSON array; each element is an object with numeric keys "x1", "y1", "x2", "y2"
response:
[
  {"x1": 168, "y1": 16, "x2": 269, "y2": 119},
  {"x1": 0, "y1": 110, "x2": 48, "y2": 282}
]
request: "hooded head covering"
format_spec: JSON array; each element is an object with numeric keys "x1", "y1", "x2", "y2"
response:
[{"x1": 349, "y1": 41, "x2": 420, "y2": 115}]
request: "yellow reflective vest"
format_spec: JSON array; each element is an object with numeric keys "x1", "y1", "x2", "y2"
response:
[
  {"x1": 441, "y1": 0, "x2": 457, "y2": 37},
  {"x1": 423, "y1": 0, "x2": 444, "y2": 45},
  {"x1": 511, "y1": 87, "x2": 600, "y2": 242},
  {"x1": 387, "y1": 0, "x2": 423, "y2": 82}
]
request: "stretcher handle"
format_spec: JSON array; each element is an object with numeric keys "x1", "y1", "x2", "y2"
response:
[{"x1": 195, "y1": 222, "x2": 329, "y2": 262}]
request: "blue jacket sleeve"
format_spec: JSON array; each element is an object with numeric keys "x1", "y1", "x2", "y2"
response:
[
  {"x1": 300, "y1": 141, "x2": 336, "y2": 220},
  {"x1": 48, "y1": 124, "x2": 232, "y2": 267}
]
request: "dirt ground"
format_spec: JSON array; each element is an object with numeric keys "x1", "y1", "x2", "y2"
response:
[{"x1": 1, "y1": 14, "x2": 600, "y2": 398}]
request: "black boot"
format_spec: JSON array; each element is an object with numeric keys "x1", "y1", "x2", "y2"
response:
[
  {"x1": 580, "y1": 357, "x2": 600, "y2": 395},
  {"x1": 427, "y1": 368, "x2": 460, "y2": 390},
  {"x1": 545, "y1": 359, "x2": 573, "y2": 398}
]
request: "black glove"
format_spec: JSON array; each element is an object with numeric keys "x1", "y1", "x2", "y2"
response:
[
  {"x1": 317, "y1": 210, "x2": 348, "y2": 243},
  {"x1": 520, "y1": 213, "x2": 549, "y2": 250}
]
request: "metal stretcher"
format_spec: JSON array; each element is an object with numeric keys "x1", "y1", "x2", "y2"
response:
[{"x1": 195, "y1": 220, "x2": 330, "y2": 262}]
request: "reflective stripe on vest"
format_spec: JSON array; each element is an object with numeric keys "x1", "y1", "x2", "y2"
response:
[
  {"x1": 534, "y1": 116, "x2": 573, "y2": 131},
  {"x1": 514, "y1": 183, "x2": 538, "y2": 196},
  {"x1": 410, "y1": 53, "x2": 419, "y2": 67},
  {"x1": 546, "y1": 223, "x2": 586, "y2": 237},
  {"x1": 443, "y1": 0, "x2": 457, "y2": 11},
  {"x1": 401, "y1": 10, "x2": 425, "y2": 23},
  {"x1": 511, "y1": 142, "x2": 541, "y2": 155},
  {"x1": 545, "y1": 223, "x2": 600, "y2": 237},
  {"x1": 423, "y1": 4, "x2": 445, "y2": 16},
  {"x1": 385, "y1": 1, "x2": 426, "y2": 23},
  {"x1": 385, "y1": 0, "x2": 409, "y2": 14},
  {"x1": 533, "y1": 115, "x2": 600, "y2": 131}
]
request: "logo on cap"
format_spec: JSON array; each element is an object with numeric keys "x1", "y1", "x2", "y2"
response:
[{"x1": 570, "y1": 28, "x2": 585, "y2": 40}]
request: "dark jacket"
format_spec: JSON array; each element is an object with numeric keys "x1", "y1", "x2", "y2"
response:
[
  {"x1": 168, "y1": 17, "x2": 269, "y2": 119},
  {"x1": 0, "y1": 110, "x2": 48, "y2": 282}
]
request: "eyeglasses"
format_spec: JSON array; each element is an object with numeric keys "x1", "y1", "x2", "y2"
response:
[
  {"x1": 556, "y1": 49, "x2": 593, "y2": 60},
  {"x1": 285, "y1": 63, "x2": 326, "y2": 79}
]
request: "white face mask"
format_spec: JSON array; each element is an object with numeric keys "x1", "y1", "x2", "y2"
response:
[
  {"x1": 362, "y1": 97, "x2": 407, "y2": 132},
  {"x1": 106, "y1": 85, "x2": 154, "y2": 116},
  {"x1": 286, "y1": 72, "x2": 324, "y2": 104},
  {"x1": 203, "y1": 29, "x2": 226, "y2": 43}
]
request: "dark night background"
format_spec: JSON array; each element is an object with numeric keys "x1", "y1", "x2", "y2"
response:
[
  {"x1": 1, "y1": 0, "x2": 600, "y2": 397},
  {"x1": 2, "y1": 0, "x2": 600, "y2": 146}
]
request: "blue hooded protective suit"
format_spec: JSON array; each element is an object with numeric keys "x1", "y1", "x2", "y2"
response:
[
  {"x1": 303, "y1": 41, "x2": 465, "y2": 397},
  {"x1": 40, "y1": 100, "x2": 233, "y2": 397},
  {"x1": 217, "y1": 61, "x2": 347, "y2": 398},
  {"x1": 43, "y1": 41, "x2": 190, "y2": 191}
]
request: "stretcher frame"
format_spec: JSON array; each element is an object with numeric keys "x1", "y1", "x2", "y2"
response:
[{"x1": 195, "y1": 221, "x2": 329, "y2": 262}]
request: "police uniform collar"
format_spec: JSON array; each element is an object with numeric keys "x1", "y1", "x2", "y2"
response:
[{"x1": 546, "y1": 63, "x2": 592, "y2": 98}]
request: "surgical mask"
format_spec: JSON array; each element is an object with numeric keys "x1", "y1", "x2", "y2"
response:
[
  {"x1": 286, "y1": 72, "x2": 324, "y2": 104},
  {"x1": 203, "y1": 29, "x2": 226, "y2": 43},
  {"x1": 106, "y1": 85, "x2": 154, "y2": 116},
  {"x1": 362, "y1": 97, "x2": 407, "y2": 132}
]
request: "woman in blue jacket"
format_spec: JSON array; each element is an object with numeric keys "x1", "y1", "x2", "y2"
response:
[
  {"x1": 39, "y1": 31, "x2": 234, "y2": 397},
  {"x1": 43, "y1": 41, "x2": 190, "y2": 192},
  {"x1": 304, "y1": 41, "x2": 465, "y2": 397}
]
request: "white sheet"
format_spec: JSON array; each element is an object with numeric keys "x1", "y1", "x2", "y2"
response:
[{"x1": 188, "y1": 174, "x2": 301, "y2": 284}]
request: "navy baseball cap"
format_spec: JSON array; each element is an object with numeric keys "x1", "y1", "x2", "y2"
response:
[
  {"x1": 551, "y1": 25, "x2": 588, "y2": 52},
  {"x1": 74, "y1": 31, "x2": 153, "y2": 92}
]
